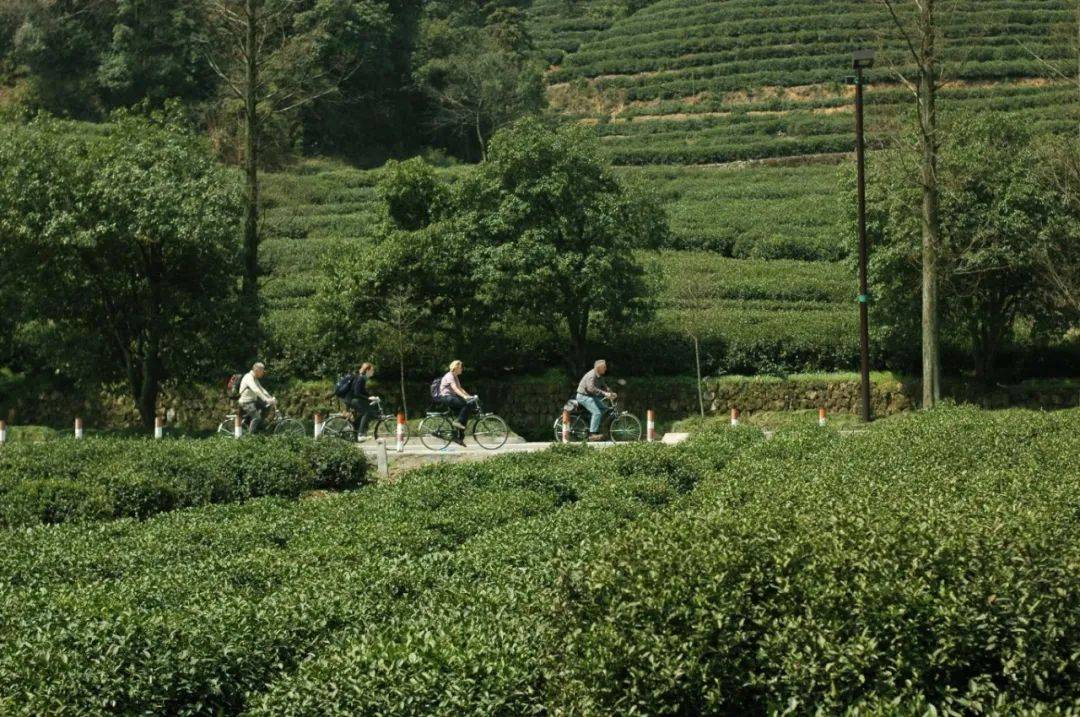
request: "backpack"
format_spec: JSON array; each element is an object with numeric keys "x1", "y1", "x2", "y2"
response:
[
  {"x1": 430, "y1": 377, "x2": 442, "y2": 400},
  {"x1": 334, "y1": 373, "x2": 356, "y2": 399},
  {"x1": 226, "y1": 373, "x2": 243, "y2": 400}
]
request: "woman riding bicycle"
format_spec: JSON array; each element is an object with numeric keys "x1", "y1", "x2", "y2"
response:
[
  {"x1": 345, "y1": 362, "x2": 379, "y2": 440},
  {"x1": 437, "y1": 360, "x2": 478, "y2": 446}
]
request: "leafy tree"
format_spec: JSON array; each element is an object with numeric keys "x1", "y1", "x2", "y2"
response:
[
  {"x1": 862, "y1": 115, "x2": 1075, "y2": 382},
  {"x1": 456, "y1": 118, "x2": 668, "y2": 373},
  {"x1": 414, "y1": 7, "x2": 544, "y2": 160},
  {"x1": 0, "y1": 107, "x2": 242, "y2": 427}
]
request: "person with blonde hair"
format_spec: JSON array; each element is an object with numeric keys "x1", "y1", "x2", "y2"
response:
[{"x1": 437, "y1": 359, "x2": 477, "y2": 446}]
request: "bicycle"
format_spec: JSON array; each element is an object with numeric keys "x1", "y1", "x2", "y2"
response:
[
  {"x1": 217, "y1": 404, "x2": 305, "y2": 438},
  {"x1": 418, "y1": 397, "x2": 509, "y2": 451},
  {"x1": 321, "y1": 397, "x2": 410, "y2": 445},
  {"x1": 552, "y1": 396, "x2": 641, "y2": 443}
]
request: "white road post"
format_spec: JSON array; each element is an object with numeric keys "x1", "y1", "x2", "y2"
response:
[
  {"x1": 0, "y1": 420, "x2": 7, "y2": 445},
  {"x1": 376, "y1": 438, "x2": 389, "y2": 478},
  {"x1": 561, "y1": 410, "x2": 570, "y2": 444},
  {"x1": 730, "y1": 407, "x2": 739, "y2": 427},
  {"x1": 74, "y1": 417, "x2": 84, "y2": 440},
  {"x1": 234, "y1": 414, "x2": 243, "y2": 439},
  {"x1": 646, "y1": 409, "x2": 656, "y2": 442},
  {"x1": 154, "y1": 417, "x2": 164, "y2": 439},
  {"x1": 818, "y1": 407, "x2": 827, "y2": 427},
  {"x1": 314, "y1": 413, "x2": 323, "y2": 440},
  {"x1": 396, "y1": 413, "x2": 406, "y2": 453}
]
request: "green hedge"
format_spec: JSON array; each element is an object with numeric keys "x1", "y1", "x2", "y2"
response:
[
  {"x1": 0, "y1": 437, "x2": 370, "y2": 527},
  {"x1": 0, "y1": 433, "x2": 760, "y2": 715}
]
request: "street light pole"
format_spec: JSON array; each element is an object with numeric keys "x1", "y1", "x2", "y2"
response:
[{"x1": 851, "y1": 49, "x2": 874, "y2": 423}]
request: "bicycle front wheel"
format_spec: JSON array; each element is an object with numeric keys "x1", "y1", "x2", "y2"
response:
[
  {"x1": 610, "y1": 413, "x2": 642, "y2": 443},
  {"x1": 473, "y1": 415, "x2": 508, "y2": 450},
  {"x1": 321, "y1": 415, "x2": 354, "y2": 441},
  {"x1": 274, "y1": 418, "x2": 306, "y2": 438},
  {"x1": 375, "y1": 417, "x2": 410, "y2": 446},
  {"x1": 419, "y1": 415, "x2": 453, "y2": 450}
]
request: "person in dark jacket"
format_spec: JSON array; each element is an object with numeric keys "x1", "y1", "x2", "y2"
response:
[{"x1": 346, "y1": 362, "x2": 379, "y2": 438}]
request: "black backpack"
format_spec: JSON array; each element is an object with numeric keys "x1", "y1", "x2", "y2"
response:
[
  {"x1": 334, "y1": 373, "x2": 356, "y2": 399},
  {"x1": 430, "y1": 377, "x2": 442, "y2": 400}
]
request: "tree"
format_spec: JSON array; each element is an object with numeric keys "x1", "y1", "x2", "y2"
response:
[
  {"x1": 373, "y1": 293, "x2": 426, "y2": 418},
  {"x1": 0, "y1": 108, "x2": 243, "y2": 427},
  {"x1": 457, "y1": 118, "x2": 668, "y2": 374},
  {"x1": 880, "y1": 0, "x2": 947, "y2": 407},
  {"x1": 1034, "y1": 136, "x2": 1080, "y2": 320},
  {"x1": 668, "y1": 277, "x2": 707, "y2": 418},
  {"x1": 862, "y1": 114, "x2": 1075, "y2": 382},
  {"x1": 413, "y1": 7, "x2": 545, "y2": 160},
  {"x1": 201, "y1": 0, "x2": 390, "y2": 307}
]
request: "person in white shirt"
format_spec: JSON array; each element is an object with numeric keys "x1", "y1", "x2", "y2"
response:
[{"x1": 239, "y1": 362, "x2": 276, "y2": 434}]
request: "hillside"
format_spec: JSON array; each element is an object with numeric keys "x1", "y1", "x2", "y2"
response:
[{"x1": 531, "y1": 0, "x2": 1078, "y2": 164}]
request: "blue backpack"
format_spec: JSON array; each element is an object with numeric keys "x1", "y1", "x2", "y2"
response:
[
  {"x1": 334, "y1": 373, "x2": 356, "y2": 399},
  {"x1": 430, "y1": 377, "x2": 442, "y2": 400}
]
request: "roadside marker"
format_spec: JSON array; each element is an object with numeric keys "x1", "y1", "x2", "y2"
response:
[
  {"x1": 730, "y1": 408, "x2": 739, "y2": 427},
  {"x1": 154, "y1": 416, "x2": 164, "y2": 440},
  {"x1": 561, "y1": 410, "x2": 570, "y2": 444},
  {"x1": 0, "y1": 420, "x2": 6, "y2": 445},
  {"x1": 396, "y1": 413, "x2": 406, "y2": 453},
  {"x1": 313, "y1": 413, "x2": 323, "y2": 439},
  {"x1": 819, "y1": 407, "x2": 827, "y2": 427},
  {"x1": 376, "y1": 438, "x2": 389, "y2": 477},
  {"x1": 234, "y1": 414, "x2": 243, "y2": 439},
  {"x1": 74, "y1": 417, "x2": 84, "y2": 440},
  {"x1": 647, "y1": 409, "x2": 656, "y2": 442}
]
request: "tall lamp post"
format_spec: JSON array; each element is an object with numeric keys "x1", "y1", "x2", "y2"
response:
[{"x1": 848, "y1": 48, "x2": 875, "y2": 423}]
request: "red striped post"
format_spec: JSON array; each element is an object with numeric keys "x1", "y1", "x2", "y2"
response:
[
  {"x1": 730, "y1": 407, "x2": 740, "y2": 427},
  {"x1": 74, "y1": 417, "x2": 84, "y2": 440},
  {"x1": 561, "y1": 410, "x2": 571, "y2": 444},
  {"x1": 396, "y1": 412, "x2": 406, "y2": 453},
  {"x1": 154, "y1": 416, "x2": 164, "y2": 440},
  {"x1": 313, "y1": 413, "x2": 323, "y2": 440},
  {"x1": 0, "y1": 419, "x2": 7, "y2": 445},
  {"x1": 233, "y1": 414, "x2": 243, "y2": 439},
  {"x1": 818, "y1": 407, "x2": 827, "y2": 427},
  {"x1": 646, "y1": 409, "x2": 656, "y2": 442}
]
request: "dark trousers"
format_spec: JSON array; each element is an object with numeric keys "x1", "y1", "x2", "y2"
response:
[
  {"x1": 240, "y1": 398, "x2": 270, "y2": 434},
  {"x1": 346, "y1": 398, "x2": 376, "y2": 435},
  {"x1": 440, "y1": 395, "x2": 476, "y2": 431}
]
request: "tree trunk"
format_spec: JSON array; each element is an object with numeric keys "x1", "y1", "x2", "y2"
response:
[
  {"x1": 398, "y1": 352, "x2": 408, "y2": 418},
  {"x1": 138, "y1": 347, "x2": 162, "y2": 430},
  {"x1": 565, "y1": 311, "x2": 589, "y2": 379},
  {"x1": 918, "y1": 0, "x2": 941, "y2": 409},
  {"x1": 476, "y1": 112, "x2": 486, "y2": 162},
  {"x1": 242, "y1": 0, "x2": 261, "y2": 308},
  {"x1": 693, "y1": 335, "x2": 705, "y2": 418}
]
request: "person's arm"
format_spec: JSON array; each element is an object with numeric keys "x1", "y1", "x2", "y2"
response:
[
  {"x1": 255, "y1": 378, "x2": 274, "y2": 403},
  {"x1": 453, "y1": 375, "x2": 472, "y2": 400}
]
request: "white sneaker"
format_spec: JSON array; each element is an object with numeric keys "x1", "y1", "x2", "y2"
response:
[{"x1": 356, "y1": 435, "x2": 370, "y2": 443}]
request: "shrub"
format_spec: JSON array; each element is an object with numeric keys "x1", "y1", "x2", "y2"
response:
[{"x1": 0, "y1": 437, "x2": 370, "y2": 527}]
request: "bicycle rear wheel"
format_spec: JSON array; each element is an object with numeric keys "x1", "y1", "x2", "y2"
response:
[
  {"x1": 274, "y1": 418, "x2": 306, "y2": 438},
  {"x1": 552, "y1": 414, "x2": 589, "y2": 443},
  {"x1": 419, "y1": 415, "x2": 453, "y2": 450},
  {"x1": 473, "y1": 415, "x2": 508, "y2": 450},
  {"x1": 375, "y1": 417, "x2": 410, "y2": 446},
  {"x1": 217, "y1": 419, "x2": 238, "y2": 438},
  {"x1": 609, "y1": 413, "x2": 642, "y2": 443},
  {"x1": 321, "y1": 415, "x2": 354, "y2": 441}
]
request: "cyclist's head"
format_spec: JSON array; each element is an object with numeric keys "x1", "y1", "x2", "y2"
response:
[
  {"x1": 252, "y1": 362, "x2": 266, "y2": 378},
  {"x1": 359, "y1": 362, "x2": 374, "y2": 376},
  {"x1": 594, "y1": 359, "x2": 607, "y2": 375},
  {"x1": 449, "y1": 359, "x2": 464, "y2": 375}
]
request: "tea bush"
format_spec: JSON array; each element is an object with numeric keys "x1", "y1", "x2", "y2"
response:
[{"x1": 0, "y1": 437, "x2": 370, "y2": 527}]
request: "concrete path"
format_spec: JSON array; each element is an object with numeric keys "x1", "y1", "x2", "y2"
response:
[{"x1": 360, "y1": 438, "x2": 618, "y2": 474}]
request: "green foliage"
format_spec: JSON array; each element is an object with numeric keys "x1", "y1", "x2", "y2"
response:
[
  {"x1": 0, "y1": 437, "x2": 369, "y2": 528},
  {"x1": 5, "y1": 409, "x2": 1075, "y2": 712},
  {"x1": 0, "y1": 107, "x2": 243, "y2": 425},
  {"x1": 857, "y1": 114, "x2": 1079, "y2": 379}
]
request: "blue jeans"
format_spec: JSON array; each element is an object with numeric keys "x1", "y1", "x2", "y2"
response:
[{"x1": 576, "y1": 393, "x2": 607, "y2": 434}]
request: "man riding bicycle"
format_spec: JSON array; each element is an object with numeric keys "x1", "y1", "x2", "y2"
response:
[
  {"x1": 437, "y1": 360, "x2": 477, "y2": 447},
  {"x1": 344, "y1": 362, "x2": 379, "y2": 441},
  {"x1": 239, "y1": 362, "x2": 276, "y2": 434},
  {"x1": 576, "y1": 359, "x2": 616, "y2": 442}
]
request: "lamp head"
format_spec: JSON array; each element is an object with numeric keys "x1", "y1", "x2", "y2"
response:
[{"x1": 852, "y1": 48, "x2": 875, "y2": 70}]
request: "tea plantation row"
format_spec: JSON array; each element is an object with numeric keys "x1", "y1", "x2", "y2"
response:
[
  {"x1": 0, "y1": 438, "x2": 369, "y2": 528},
  {"x1": 1, "y1": 408, "x2": 1077, "y2": 713}
]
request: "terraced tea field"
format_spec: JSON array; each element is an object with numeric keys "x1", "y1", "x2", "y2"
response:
[{"x1": 532, "y1": 0, "x2": 1079, "y2": 164}]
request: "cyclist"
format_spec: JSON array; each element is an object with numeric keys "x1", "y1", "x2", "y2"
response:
[
  {"x1": 345, "y1": 362, "x2": 379, "y2": 440},
  {"x1": 437, "y1": 359, "x2": 477, "y2": 446},
  {"x1": 576, "y1": 359, "x2": 616, "y2": 442},
  {"x1": 239, "y1": 362, "x2": 276, "y2": 434}
]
